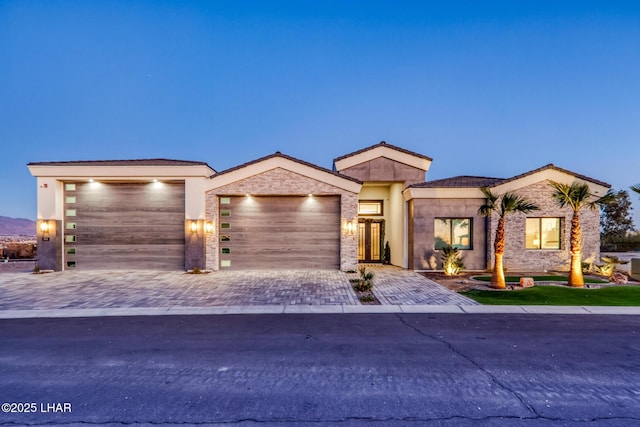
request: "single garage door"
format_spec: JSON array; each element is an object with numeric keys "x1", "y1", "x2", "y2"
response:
[
  {"x1": 63, "y1": 181, "x2": 185, "y2": 270},
  {"x1": 219, "y1": 195, "x2": 340, "y2": 269}
]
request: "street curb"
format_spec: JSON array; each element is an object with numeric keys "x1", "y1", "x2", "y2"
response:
[{"x1": 1, "y1": 305, "x2": 640, "y2": 319}]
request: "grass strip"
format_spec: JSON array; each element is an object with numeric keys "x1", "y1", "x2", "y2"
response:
[{"x1": 461, "y1": 285, "x2": 640, "y2": 306}]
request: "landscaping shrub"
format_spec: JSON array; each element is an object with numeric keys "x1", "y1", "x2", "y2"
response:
[{"x1": 441, "y1": 245, "x2": 464, "y2": 276}]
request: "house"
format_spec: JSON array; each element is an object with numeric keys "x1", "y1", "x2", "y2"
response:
[{"x1": 28, "y1": 141, "x2": 610, "y2": 272}]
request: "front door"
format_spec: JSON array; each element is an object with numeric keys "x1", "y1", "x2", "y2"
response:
[{"x1": 358, "y1": 220, "x2": 382, "y2": 263}]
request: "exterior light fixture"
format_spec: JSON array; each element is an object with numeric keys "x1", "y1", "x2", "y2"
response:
[
  {"x1": 39, "y1": 220, "x2": 52, "y2": 241},
  {"x1": 205, "y1": 221, "x2": 215, "y2": 234},
  {"x1": 88, "y1": 179, "x2": 94, "y2": 183},
  {"x1": 342, "y1": 219, "x2": 358, "y2": 236},
  {"x1": 346, "y1": 222, "x2": 355, "y2": 235},
  {"x1": 190, "y1": 221, "x2": 198, "y2": 233},
  {"x1": 152, "y1": 179, "x2": 158, "y2": 183}
]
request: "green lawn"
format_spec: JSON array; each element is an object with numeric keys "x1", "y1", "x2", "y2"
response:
[
  {"x1": 472, "y1": 275, "x2": 607, "y2": 284},
  {"x1": 461, "y1": 286, "x2": 640, "y2": 306}
]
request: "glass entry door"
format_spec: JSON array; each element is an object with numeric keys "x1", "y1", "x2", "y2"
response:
[{"x1": 358, "y1": 220, "x2": 382, "y2": 263}]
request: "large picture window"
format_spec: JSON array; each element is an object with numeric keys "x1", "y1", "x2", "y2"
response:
[
  {"x1": 434, "y1": 218, "x2": 472, "y2": 250},
  {"x1": 526, "y1": 218, "x2": 561, "y2": 249}
]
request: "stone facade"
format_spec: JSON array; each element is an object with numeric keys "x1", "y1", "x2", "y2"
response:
[
  {"x1": 205, "y1": 167, "x2": 359, "y2": 271},
  {"x1": 487, "y1": 181, "x2": 601, "y2": 272}
]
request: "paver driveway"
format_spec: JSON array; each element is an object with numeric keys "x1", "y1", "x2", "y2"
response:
[{"x1": 0, "y1": 268, "x2": 477, "y2": 309}]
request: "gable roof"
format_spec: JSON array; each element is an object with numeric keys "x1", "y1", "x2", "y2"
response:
[
  {"x1": 333, "y1": 141, "x2": 433, "y2": 173},
  {"x1": 333, "y1": 141, "x2": 433, "y2": 163},
  {"x1": 206, "y1": 151, "x2": 362, "y2": 193},
  {"x1": 212, "y1": 152, "x2": 361, "y2": 183},
  {"x1": 493, "y1": 164, "x2": 610, "y2": 189},
  {"x1": 404, "y1": 163, "x2": 610, "y2": 201},
  {"x1": 408, "y1": 164, "x2": 610, "y2": 190}
]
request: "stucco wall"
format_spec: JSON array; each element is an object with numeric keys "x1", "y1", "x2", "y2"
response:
[
  {"x1": 408, "y1": 198, "x2": 488, "y2": 270},
  {"x1": 487, "y1": 181, "x2": 601, "y2": 272},
  {"x1": 205, "y1": 167, "x2": 359, "y2": 271},
  {"x1": 340, "y1": 157, "x2": 425, "y2": 186}
]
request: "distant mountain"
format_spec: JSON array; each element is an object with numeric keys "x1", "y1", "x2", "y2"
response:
[{"x1": 0, "y1": 216, "x2": 36, "y2": 236}]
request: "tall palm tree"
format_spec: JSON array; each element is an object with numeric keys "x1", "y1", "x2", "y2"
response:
[
  {"x1": 631, "y1": 184, "x2": 640, "y2": 197},
  {"x1": 548, "y1": 181, "x2": 615, "y2": 287},
  {"x1": 478, "y1": 188, "x2": 539, "y2": 289}
]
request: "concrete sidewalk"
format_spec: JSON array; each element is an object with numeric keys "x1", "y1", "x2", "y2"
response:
[{"x1": 1, "y1": 304, "x2": 639, "y2": 319}]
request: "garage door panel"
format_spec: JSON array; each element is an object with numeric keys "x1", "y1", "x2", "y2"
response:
[
  {"x1": 221, "y1": 196, "x2": 340, "y2": 270},
  {"x1": 65, "y1": 182, "x2": 185, "y2": 270},
  {"x1": 75, "y1": 245, "x2": 184, "y2": 270},
  {"x1": 74, "y1": 228, "x2": 185, "y2": 245}
]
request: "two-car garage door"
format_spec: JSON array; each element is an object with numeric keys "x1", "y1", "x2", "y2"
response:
[{"x1": 218, "y1": 196, "x2": 340, "y2": 270}]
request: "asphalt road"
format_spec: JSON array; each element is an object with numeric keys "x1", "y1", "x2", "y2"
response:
[{"x1": 1, "y1": 314, "x2": 639, "y2": 426}]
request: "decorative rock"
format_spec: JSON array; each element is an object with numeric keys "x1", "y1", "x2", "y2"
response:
[
  {"x1": 610, "y1": 272, "x2": 628, "y2": 285},
  {"x1": 520, "y1": 277, "x2": 534, "y2": 288}
]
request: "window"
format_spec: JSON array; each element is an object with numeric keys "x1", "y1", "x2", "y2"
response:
[
  {"x1": 66, "y1": 223, "x2": 76, "y2": 230},
  {"x1": 220, "y1": 210, "x2": 231, "y2": 217},
  {"x1": 434, "y1": 218, "x2": 472, "y2": 250},
  {"x1": 65, "y1": 235, "x2": 76, "y2": 243},
  {"x1": 221, "y1": 248, "x2": 231, "y2": 254},
  {"x1": 358, "y1": 200, "x2": 383, "y2": 216},
  {"x1": 221, "y1": 260, "x2": 231, "y2": 267},
  {"x1": 66, "y1": 248, "x2": 76, "y2": 255},
  {"x1": 65, "y1": 209, "x2": 76, "y2": 217},
  {"x1": 526, "y1": 218, "x2": 561, "y2": 249},
  {"x1": 65, "y1": 196, "x2": 76, "y2": 204},
  {"x1": 220, "y1": 223, "x2": 230, "y2": 229},
  {"x1": 65, "y1": 183, "x2": 76, "y2": 191},
  {"x1": 220, "y1": 235, "x2": 231, "y2": 242},
  {"x1": 220, "y1": 197, "x2": 231, "y2": 205}
]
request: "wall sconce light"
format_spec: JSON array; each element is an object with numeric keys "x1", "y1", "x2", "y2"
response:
[
  {"x1": 39, "y1": 220, "x2": 52, "y2": 241},
  {"x1": 190, "y1": 220, "x2": 198, "y2": 233},
  {"x1": 39, "y1": 220, "x2": 50, "y2": 234},
  {"x1": 205, "y1": 221, "x2": 215, "y2": 234},
  {"x1": 342, "y1": 219, "x2": 358, "y2": 236}
]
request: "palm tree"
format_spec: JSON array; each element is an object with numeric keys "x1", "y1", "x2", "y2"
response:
[
  {"x1": 548, "y1": 181, "x2": 615, "y2": 287},
  {"x1": 631, "y1": 184, "x2": 640, "y2": 197},
  {"x1": 478, "y1": 188, "x2": 539, "y2": 289}
]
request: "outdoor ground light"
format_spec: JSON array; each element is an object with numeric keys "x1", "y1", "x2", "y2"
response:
[
  {"x1": 205, "y1": 221, "x2": 215, "y2": 234},
  {"x1": 190, "y1": 220, "x2": 198, "y2": 233}
]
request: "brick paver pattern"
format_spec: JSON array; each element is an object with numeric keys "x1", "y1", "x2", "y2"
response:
[
  {"x1": 0, "y1": 267, "x2": 478, "y2": 309},
  {"x1": 365, "y1": 266, "x2": 479, "y2": 305}
]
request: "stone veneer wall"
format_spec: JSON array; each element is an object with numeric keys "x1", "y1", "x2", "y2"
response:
[
  {"x1": 205, "y1": 167, "x2": 359, "y2": 271},
  {"x1": 487, "y1": 181, "x2": 601, "y2": 272}
]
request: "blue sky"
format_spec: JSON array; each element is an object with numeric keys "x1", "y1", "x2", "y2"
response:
[{"x1": 1, "y1": 1, "x2": 639, "y2": 225}]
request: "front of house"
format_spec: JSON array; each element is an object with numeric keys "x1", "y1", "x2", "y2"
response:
[{"x1": 28, "y1": 142, "x2": 610, "y2": 273}]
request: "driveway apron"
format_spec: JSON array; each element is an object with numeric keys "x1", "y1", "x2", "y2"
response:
[{"x1": 0, "y1": 268, "x2": 478, "y2": 309}]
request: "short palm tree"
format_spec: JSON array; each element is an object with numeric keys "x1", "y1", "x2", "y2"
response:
[
  {"x1": 548, "y1": 181, "x2": 615, "y2": 287},
  {"x1": 478, "y1": 188, "x2": 539, "y2": 289}
]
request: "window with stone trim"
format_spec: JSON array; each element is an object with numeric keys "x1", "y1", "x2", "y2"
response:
[
  {"x1": 526, "y1": 217, "x2": 561, "y2": 249},
  {"x1": 434, "y1": 218, "x2": 472, "y2": 250}
]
